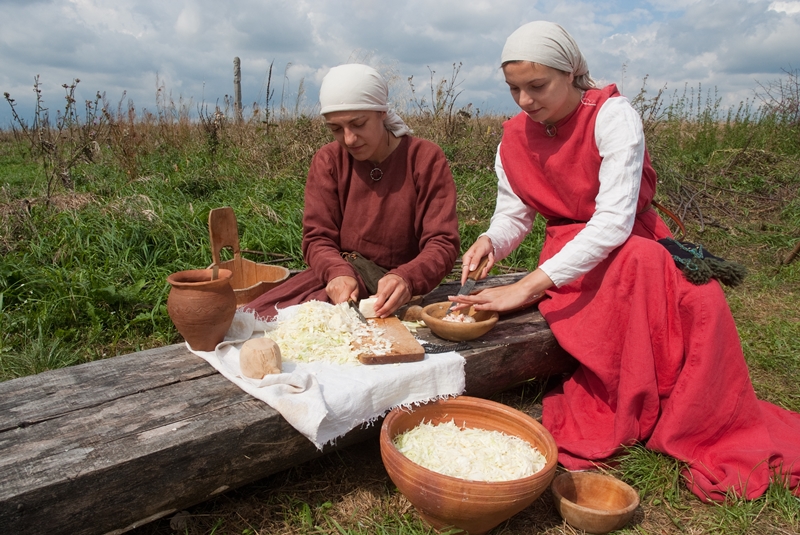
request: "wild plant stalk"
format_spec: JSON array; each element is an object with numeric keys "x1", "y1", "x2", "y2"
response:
[
  {"x1": 408, "y1": 62, "x2": 473, "y2": 141},
  {"x1": 4, "y1": 77, "x2": 105, "y2": 200},
  {"x1": 756, "y1": 67, "x2": 800, "y2": 125},
  {"x1": 263, "y1": 60, "x2": 276, "y2": 132},
  {"x1": 198, "y1": 104, "x2": 225, "y2": 172}
]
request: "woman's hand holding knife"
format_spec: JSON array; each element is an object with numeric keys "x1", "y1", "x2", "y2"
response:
[{"x1": 450, "y1": 235, "x2": 554, "y2": 313}]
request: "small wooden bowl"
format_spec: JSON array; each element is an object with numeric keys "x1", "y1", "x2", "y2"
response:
[
  {"x1": 551, "y1": 471, "x2": 639, "y2": 534},
  {"x1": 420, "y1": 302, "x2": 499, "y2": 342},
  {"x1": 380, "y1": 396, "x2": 558, "y2": 535}
]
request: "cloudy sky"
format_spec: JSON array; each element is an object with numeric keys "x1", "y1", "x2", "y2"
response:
[{"x1": 2, "y1": 0, "x2": 799, "y2": 126}]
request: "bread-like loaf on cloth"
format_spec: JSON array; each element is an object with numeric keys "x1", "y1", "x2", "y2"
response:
[
  {"x1": 239, "y1": 337, "x2": 282, "y2": 379},
  {"x1": 402, "y1": 305, "x2": 424, "y2": 322},
  {"x1": 359, "y1": 297, "x2": 378, "y2": 318}
]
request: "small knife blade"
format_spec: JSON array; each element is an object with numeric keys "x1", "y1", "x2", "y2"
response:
[
  {"x1": 421, "y1": 340, "x2": 472, "y2": 353},
  {"x1": 347, "y1": 299, "x2": 369, "y2": 323},
  {"x1": 448, "y1": 255, "x2": 490, "y2": 311}
]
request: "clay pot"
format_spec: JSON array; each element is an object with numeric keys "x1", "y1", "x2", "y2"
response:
[
  {"x1": 167, "y1": 268, "x2": 236, "y2": 351},
  {"x1": 380, "y1": 396, "x2": 558, "y2": 535}
]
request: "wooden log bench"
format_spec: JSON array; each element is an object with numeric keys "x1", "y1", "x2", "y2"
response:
[{"x1": 0, "y1": 274, "x2": 576, "y2": 535}]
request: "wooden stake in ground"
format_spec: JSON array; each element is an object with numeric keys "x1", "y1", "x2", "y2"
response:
[{"x1": 234, "y1": 56, "x2": 243, "y2": 124}]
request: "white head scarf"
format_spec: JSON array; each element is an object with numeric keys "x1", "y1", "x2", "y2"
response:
[
  {"x1": 319, "y1": 64, "x2": 412, "y2": 136},
  {"x1": 501, "y1": 21, "x2": 596, "y2": 90}
]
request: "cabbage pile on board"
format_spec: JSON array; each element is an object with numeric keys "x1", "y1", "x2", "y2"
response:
[{"x1": 268, "y1": 300, "x2": 392, "y2": 365}]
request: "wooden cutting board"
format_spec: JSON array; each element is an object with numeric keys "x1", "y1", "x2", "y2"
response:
[{"x1": 356, "y1": 317, "x2": 425, "y2": 365}]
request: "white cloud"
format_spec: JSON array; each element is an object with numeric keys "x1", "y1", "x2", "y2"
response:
[
  {"x1": 175, "y1": 4, "x2": 202, "y2": 37},
  {"x1": 65, "y1": 0, "x2": 153, "y2": 37},
  {"x1": 769, "y1": 1, "x2": 800, "y2": 14}
]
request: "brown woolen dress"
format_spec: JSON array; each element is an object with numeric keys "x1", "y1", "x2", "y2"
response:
[{"x1": 244, "y1": 135, "x2": 460, "y2": 320}]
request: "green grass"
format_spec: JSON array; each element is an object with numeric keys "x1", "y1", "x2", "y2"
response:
[
  {"x1": 2, "y1": 77, "x2": 800, "y2": 533},
  {"x1": 0, "y1": 129, "x2": 311, "y2": 367}
]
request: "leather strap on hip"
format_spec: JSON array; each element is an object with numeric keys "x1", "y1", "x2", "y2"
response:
[{"x1": 651, "y1": 200, "x2": 686, "y2": 239}]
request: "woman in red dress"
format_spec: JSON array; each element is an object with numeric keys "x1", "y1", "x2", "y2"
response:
[{"x1": 452, "y1": 21, "x2": 800, "y2": 502}]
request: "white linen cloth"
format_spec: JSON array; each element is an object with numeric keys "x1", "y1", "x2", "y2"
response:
[
  {"x1": 187, "y1": 307, "x2": 465, "y2": 450},
  {"x1": 483, "y1": 95, "x2": 646, "y2": 288}
]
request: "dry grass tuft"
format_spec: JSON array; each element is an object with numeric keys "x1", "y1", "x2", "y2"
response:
[
  {"x1": 104, "y1": 194, "x2": 160, "y2": 222},
  {"x1": 0, "y1": 192, "x2": 98, "y2": 253},
  {"x1": 48, "y1": 192, "x2": 98, "y2": 211}
]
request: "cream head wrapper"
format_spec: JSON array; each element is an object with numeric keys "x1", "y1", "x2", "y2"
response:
[
  {"x1": 319, "y1": 64, "x2": 411, "y2": 136},
  {"x1": 501, "y1": 21, "x2": 596, "y2": 91}
]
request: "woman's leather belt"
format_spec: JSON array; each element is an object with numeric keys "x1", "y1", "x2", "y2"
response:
[
  {"x1": 546, "y1": 217, "x2": 586, "y2": 227},
  {"x1": 545, "y1": 202, "x2": 685, "y2": 238}
]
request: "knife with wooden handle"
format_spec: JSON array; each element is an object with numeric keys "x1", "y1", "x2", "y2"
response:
[{"x1": 448, "y1": 255, "x2": 490, "y2": 312}]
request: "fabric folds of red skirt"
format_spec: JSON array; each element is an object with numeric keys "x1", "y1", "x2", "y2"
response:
[{"x1": 538, "y1": 214, "x2": 800, "y2": 502}]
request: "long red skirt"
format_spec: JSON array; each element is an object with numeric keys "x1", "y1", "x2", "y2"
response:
[{"x1": 539, "y1": 216, "x2": 800, "y2": 502}]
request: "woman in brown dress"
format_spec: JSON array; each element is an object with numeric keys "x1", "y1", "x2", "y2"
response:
[{"x1": 246, "y1": 64, "x2": 459, "y2": 320}]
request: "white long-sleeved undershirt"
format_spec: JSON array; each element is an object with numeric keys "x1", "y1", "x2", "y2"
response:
[{"x1": 483, "y1": 95, "x2": 647, "y2": 288}]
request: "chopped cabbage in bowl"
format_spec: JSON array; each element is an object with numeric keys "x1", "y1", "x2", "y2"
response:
[{"x1": 392, "y1": 419, "x2": 547, "y2": 482}]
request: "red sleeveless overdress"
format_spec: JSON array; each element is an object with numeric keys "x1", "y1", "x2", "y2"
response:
[{"x1": 499, "y1": 84, "x2": 800, "y2": 502}]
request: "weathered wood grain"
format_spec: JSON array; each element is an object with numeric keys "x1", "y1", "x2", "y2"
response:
[
  {"x1": 0, "y1": 344, "x2": 214, "y2": 432},
  {"x1": 0, "y1": 274, "x2": 575, "y2": 535}
]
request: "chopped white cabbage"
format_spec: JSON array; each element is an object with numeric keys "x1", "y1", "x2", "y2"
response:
[
  {"x1": 268, "y1": 300, "x2": 392, "y2": 365},
  {"x1": 393, "y1": 419, "x2": 547, "y2": 482},
  {"x1": 442, "y1": 313, "x2": 476, "y2": 323}
]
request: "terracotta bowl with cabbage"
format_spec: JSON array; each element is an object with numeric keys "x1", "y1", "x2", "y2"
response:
[
  {"x1": 420, "y1": 302, "x2": 499, "y2": 342},
  {"x1": 380, "y1": 396, "x2": 558, "y2": 535}
]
